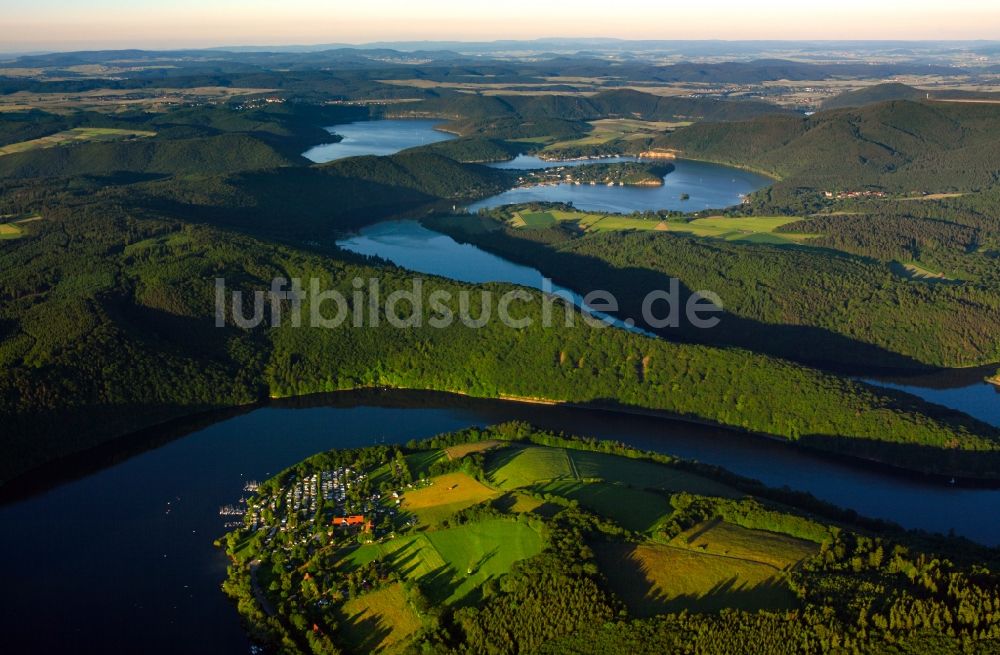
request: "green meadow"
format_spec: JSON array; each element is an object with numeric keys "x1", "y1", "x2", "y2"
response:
[{"x1": 0, "y1": 127, "x2": 156, "y2": 156}]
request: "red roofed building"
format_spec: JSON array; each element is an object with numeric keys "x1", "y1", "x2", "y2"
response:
[{"x1": 332, "y1": 515, "x2": 370, "y2": 531}]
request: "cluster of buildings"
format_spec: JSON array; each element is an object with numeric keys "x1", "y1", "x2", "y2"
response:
[{"x1": 823, "y1": 190, "x2": 888, "y2": 200}]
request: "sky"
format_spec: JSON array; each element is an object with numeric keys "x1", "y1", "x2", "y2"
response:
[{"x1": 2, "y1": 0, "x2": 999, "y2": 52}]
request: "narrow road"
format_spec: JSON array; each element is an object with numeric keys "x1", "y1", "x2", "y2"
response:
[{"x1": 249, "y1": 560, "x2": 277, "y2": 617}]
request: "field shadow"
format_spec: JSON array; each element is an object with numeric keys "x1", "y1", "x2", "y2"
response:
[
  {"x1": 595, "y1": 541, "x2": 799, "y2": 618},
  {"x1": 435, "y1": 223, "x2": 934, "y2": 373}
]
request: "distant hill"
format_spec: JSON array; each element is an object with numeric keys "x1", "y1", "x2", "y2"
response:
[
  {"x1": 821, "y1": 83, "x2": 927, "y2": 109},
  {"x1": 412, "y1": 89, "x2": 792, "y2": 134},
  {"x1": 135, "y1": 150, "x2": 512, "y2": 238},
  {"x1": 0, "y1": 133, "x2": 297, "y2": 179},
  {"x1": 657, "y1": 99, "x2": 1000, "y2": 192}
]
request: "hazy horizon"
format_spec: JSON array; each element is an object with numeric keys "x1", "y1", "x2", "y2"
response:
[{"x1": 3, "y1": 0, "x2": 999, "y2": 53}]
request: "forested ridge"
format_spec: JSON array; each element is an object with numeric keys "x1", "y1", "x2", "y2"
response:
[
  {"x1": 427, "y1": 213, "x2": 1000, "y2": 370},
  {"x1": 658, "y1": 100, "x2": 1000, "y2": 193},
  {"x1": 2, "y1": 196, "x2": 999, "y2": 483}
]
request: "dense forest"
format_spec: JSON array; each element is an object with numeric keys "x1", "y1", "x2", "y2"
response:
[
  {"x1": 657, "y1": 100, "x2": 1000, "y2": 194},
  {"x1": 427, "y1": 212, "x2": 1000, "y2": 370}
]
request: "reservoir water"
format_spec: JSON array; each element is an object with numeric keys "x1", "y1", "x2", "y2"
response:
[
  {"x1": 336, "y1": 220, "x2": 651, "y2": 335},
  {"x1": 303, "y1": 119, "x2": 454, "y2": 163},
  {"x1": 471, "y1": 158, "x2": 772, "y2": 213}
]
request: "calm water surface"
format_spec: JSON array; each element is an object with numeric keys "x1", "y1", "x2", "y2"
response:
[
  {"x1": 470, "y1": 158, "x2": 771, "y2": 213},
  {"x1": 337, "y1": 220, "x2": 651, "y2": 335},
  {"x1": 303, "y1": 119, "x2": 454, "y2": 163}
]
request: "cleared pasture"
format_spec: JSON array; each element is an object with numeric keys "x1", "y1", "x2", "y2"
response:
[
  {"x1": 660, "y1": 215, "x2": 817, "y2": 245},
  {"x1": 444, "y1": 439, "x2": 504, "y2": 460},
  {"x1": 402, "y1": 472, "x2": 498, "y2": 525},
  {"x1": 670, "y1": 519, "x2": 820, "y2": 569},
  {"x1": 338, "y1": 582, "x2": 423, "y2": 654},
  {"x1": 595, "y1": 539, "x2": 801, "y2": 616},
  {"x1": 487, "y1": 446, "x2": 574, "y2": 490},
  {"x1": 340, "y1": 519, "x2": 542, "y2": 605},
  {"x1": 0, "y1": 127, "x2": 157, "y2": 156},
  {"x1": 536, "y1": 479, "x2": 670, "y2": 532}
]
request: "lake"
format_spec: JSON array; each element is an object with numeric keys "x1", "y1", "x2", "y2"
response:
[
  {"x1": 302, "y1": 119, "x2": 454, "y2": 163},
  {"x1": 336, "y1": 220, "x2": 651, "y2": 335},
  {"x1": 470, "y1": 158, "x2": 772, "y2": 213}
]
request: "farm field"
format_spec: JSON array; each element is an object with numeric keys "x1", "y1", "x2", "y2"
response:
[
  {"x1": 541, "y1": 118, "x2": 690, "y2": 152},
  {"x1": 509, "y1": 208, "x2": 663, "y2": 232},
  {"x1": 568, "y1": 450, "x2": 739, "y2": 497},
  {"x1": 505, "y1": 210, "x2": 818, "y2": 245},
  {"x1": 401, "y1": 471, "x2": 498, "y2": 525},
  {"x1": 658, "y1": 215, "x2": 818, "y2": 245},
  {"x1": 444, "y1": 440, "x2": 503, "y2": 460},
  {"x1": 403, "y1": 449, "x2": 446, "y2": 478},
  {"x1": 0, "y1": 86, "x2": 276, "y2": 112},
  {"x1": 487, "y1": 445, "x2": 575, "y2": 489},
  {"x1": 594, "y1": 538, "x2": 802, "y2": 616},
  {"x1": 342, "y1": 519, "x2": 543, "y2": 604},
  {"x1": 536, "y1": 479, "x2": 669, "y2": 532},
  {"x1": 0, "y1": 127, "x2": 156, "y2": 156},
  {"x1": 0, "y1": 214, "x2": 41, "y2": 240},
  {"x1": 337, "y1": 583, "x2": 423, "y2": 654},
  {"x1": 669, "y1": 519, "x2": 821, "y2": 569},
  {"x1": 487, "y1": 444, "x2": 737, "y2": 499}
]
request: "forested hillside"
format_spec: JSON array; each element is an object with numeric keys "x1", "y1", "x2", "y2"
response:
[
  {"x1": 2, "y1": 198, "x2": 998, "y2": 483},
  {"x1": 426, "y1": 213, "x2": 1000, "y2": 370},
  {"x1": 658, "y1": 100, "x2": 1000, "y2": 192}
]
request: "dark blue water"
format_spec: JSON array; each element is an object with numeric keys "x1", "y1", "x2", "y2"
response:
[
  {"x1": 303, "y1": 119, "x2": 454, "y2": 162},
  {"x1": 470, "y1": 158, "x2": 771, "y2": 213},
  {"x1": 862, "y1": 373, "x2": 999, "y2": 428}
]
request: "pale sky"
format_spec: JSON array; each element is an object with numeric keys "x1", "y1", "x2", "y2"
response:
[{"x1": 2, "y1": 0, "x2": 999, "y2": 51}]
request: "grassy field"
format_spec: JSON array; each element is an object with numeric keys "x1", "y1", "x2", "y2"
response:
[
  {"x1": 488, "y1": 445, "x2": 737, "y2": 499},
  {"x1": 568, "y1": 450, "x2": 738, "y2": 497},
  {"x1": 0, "y1": 214, "x2": 41, "y2": 240},
  {"x1": 342, "y1": 519, "x2": 543, "y2": 605},
  {"x1": 402, "y1": 471, "x2": 498, "y2": 525},
  {"x1": 542, "y1": 118, "x2": 689, "y2": 153},
  {"x1": 338, "y1": 582, "x2": 424, "y2": 654},
  {"x1": 0, "y1": 127, "x2": 157, "y2": 156},
  {"x1": 659, "y1": 216, "x2": 818, "y2": 245},
  {"x1": 595, "y1": 538, "x2": 803, "y2": 616},
  {"x1": 670, "y1": 519, "x2": 820, "y2": 569},
  {"x1": 404, "y1": 449, "x2": 447, "y2": 478},
  {"x1": 488, "y1": 446, "x2": 575, "y2": 490},
  {"x1": 444, "y1": 440, "x2": 503, "y2": 460},
  {"x1": 891, "y1": 261, "x2": 956, "y2": 282},
  {"x1": 536, "y1": 479, "x2": 670, "y2": 532},
  {"x1": 505, "y1": 211, "x2": 816, "y2": 245}
]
